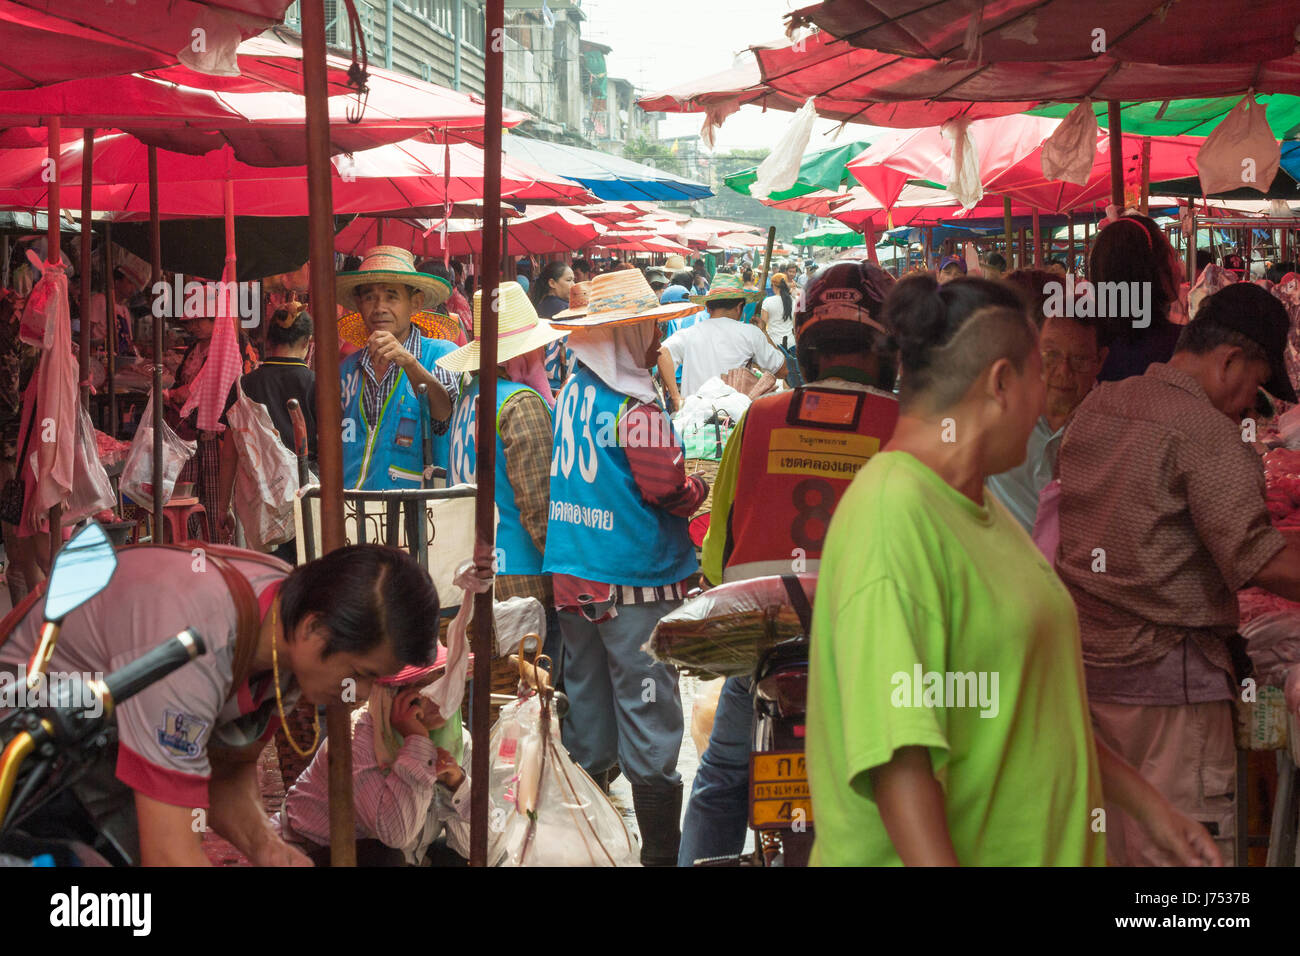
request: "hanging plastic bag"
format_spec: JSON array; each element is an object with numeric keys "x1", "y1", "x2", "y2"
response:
[
  {"x1": 119, "y1": 394, "x2": 197, "y2": 512},
  {"x1": 62, "y1": 403, "x2": 116, "y2": 524},
  {"x1": 749, "y1": 98, "x2": 817, "y2": 199},
  {"x1": 940, "y1": 117, "x2": 983, "y2": 210},
  {"x1": 1041, "y1": 99, "x2": 1099, "y2": 186},
  {"x1": 1196, "y1": 96, "x2": 1281, "y2": 196},
  {"x1": 488, "y1": 694, "x2": 640, "y2": 867},
  {"x1": 225, "y1": 383, "x2": 299, "y2": 552}
]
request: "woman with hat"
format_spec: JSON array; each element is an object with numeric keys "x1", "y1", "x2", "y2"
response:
[
  {"x1": 437, "y1": 282, "x2": 567, "y2": 665},
  {"x1": 276, "y1": 650, "x2": 472, "y2": 867},
  {"x1": 544, "y1": 269, "x2": 707, "y2": 866},
  {"x1": 657, "y1": 272, "x2": 787, "y2": 412},
  {"x1": 336, "y1": 246, "x2": 462, "y2": 490}
]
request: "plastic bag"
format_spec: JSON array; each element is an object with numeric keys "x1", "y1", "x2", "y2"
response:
[
  {"x1": 749, "y1": 97, "x2": 817, "y2": 199},
  {"x1": 63, "y1": 402, "x2": 116, "y2": 524},
  {"x1": 488, "y1": 695, "x2": 640, "y2": 867},
  {"x1": 1040, "y1": 98, "x2": 1099, "y2": 186},
  {"x1": 941, "y1": 117, "x2": 983, "y2": 210},
  {"x1": 226, "y1": 384, "x2": 298, "y2": 551},
  {"x1": 1196, "y1": 96, "x2": 1281, "y2": 196},
  {"x1": 119, "y1": 394, "x2": 197, "y2": 511},
  {"x1": 647, "y1": 573, "x2": 818, "y2": 678}
]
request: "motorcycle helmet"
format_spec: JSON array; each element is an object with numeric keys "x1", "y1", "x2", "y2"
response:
[{"x1": 794, "y1": 259, "x2": 897, "y2": 386}]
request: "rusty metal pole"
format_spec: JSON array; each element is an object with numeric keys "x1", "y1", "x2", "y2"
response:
[
  {"x1": 1067, "y1": 210, "x2": 1076, "y2": 274},
  {"x1": 301, "y1": 0, "x2": 355, "y2": 867},
  {"x1": 471, "y1": 0, "x2": 505, "y2": 869},
  {"x1": 1032, "y1": 208, "x2": 1042, "y2": 267},
  {"x1": 863, "y1": 222, "x2": 878, "y2": 265},
  {"x1": 1139, "y1": 136, "x2": 1151, "y2": 217},
  {"x1": 1107, "y1": 101, "x2": 1124, "y2": 209},
  {"x1": 148, "y1": 146, "x2": 165, "y2": 534},
  {"x1": 1002, "y1": 197, "x2": 1014, "y2": 269},
  {"x1": 756, "y1": 225, "x2": 776, "y2": 291},
  {"x1": 79, "y1": 129, "x2": 94, "y2": 412},
  {"x1": 46, "y1": 118, "x2": 62, "y2": 559},
  {"x1": 104, "y1": 222, "x2": 117, "y2": 436}
]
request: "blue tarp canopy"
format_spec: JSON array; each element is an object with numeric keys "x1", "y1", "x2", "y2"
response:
[{"x1": 501, "y1": 137, "x2": 712, "y2": 202}]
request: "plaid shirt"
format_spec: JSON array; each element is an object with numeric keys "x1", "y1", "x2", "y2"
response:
[
  {"x1": 359, "y1": 325, "x2": 456, "y2": 435},
  {"x1": 492, "y1": 389, "x2": 554, "y2": 607}
]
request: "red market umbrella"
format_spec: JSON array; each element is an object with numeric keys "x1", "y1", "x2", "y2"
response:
[
  {"x1": 786, "y1": 0, "x2": 1300, "y2": 67},
  {"x1": 0, "y1": 0, "x2": 295, "y2": 89},
  {"x1": 590, "y1": 232, "x2": 694, "y2": 255},
  {"x1": 335, "y1": 206, "x2": 603, "y2": 258}
]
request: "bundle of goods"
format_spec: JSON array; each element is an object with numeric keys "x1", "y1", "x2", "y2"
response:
[
  {"x1": 94, "y1": 429, "x2": 131, "y2": 468},
  {"x1": 1240, "y1": 448, "x2": 1300, "y2": 624},
  {"x1": 721, "y1": 366, "x2": 778, "y2": 401},
  {"x1": 674, "y1": 376, "x2": 750, "y2": 461},
  {"x1": 646, "y1": 573, "x2": 816, "y2": 679}
]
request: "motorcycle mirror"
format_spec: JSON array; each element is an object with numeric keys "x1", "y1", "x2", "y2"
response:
[{"x1": 44, "y1": 521, "x2": 117, "y2": 624}]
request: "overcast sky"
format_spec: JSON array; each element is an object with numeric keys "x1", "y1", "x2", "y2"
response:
[{"x1": 578, "y1": 0, "x2": 883, "y2": 153}]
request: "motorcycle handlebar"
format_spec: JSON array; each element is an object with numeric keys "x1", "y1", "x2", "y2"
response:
[{"x1": 103, "y1": 629, "x2": 206, "y2": 711}]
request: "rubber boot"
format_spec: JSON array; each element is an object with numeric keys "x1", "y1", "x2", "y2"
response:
[{"x1": 631, "y1": 782, "x2": 684, "y2": 867}]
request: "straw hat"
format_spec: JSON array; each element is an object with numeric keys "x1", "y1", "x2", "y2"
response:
[
  {"x1": 436, "y1": 281, "x2": 567, "y2": 374},
  {"x1": 335, "y1": 245, "x2": 451, "y2": 308},
  {"x1": 546, "y1": 269, "x2": 702, "y2": 330},
  {"x1": 663, "y1": 254, "x2": 688, "y2": 273},
  {"x1": 337, "y1": 309, "x2": 462, "y2": 349},
  {"x1": 688, "y1": 272, "x2": 763, "y2": 306},
  {"x1": 551, "y1": 280, "x2": 592, "y2": 320}
]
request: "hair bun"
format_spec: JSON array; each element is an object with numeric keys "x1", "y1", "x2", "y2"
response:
[{"x1": 885, "y1": 274, "x2": 950, "y2": 371}]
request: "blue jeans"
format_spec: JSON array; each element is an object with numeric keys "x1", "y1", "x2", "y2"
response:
[
  {"x1": 678, "y1": 675, "x2": 753, "y2": 865},
  {"x1": 559, "y1": 598, "x2": 683, "y2": 788}
]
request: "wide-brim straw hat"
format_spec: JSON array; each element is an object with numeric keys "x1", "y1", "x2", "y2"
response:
[
  {"x1": 336, "y1": 245, "x2": 451, "y2": 308},
  {"x1": 688, "y1": 272, "x2": 763, "y2": 306},
  {"x1": 662, "y1": 254, "x2": 688, "y2": 273},
  {"x1": 436, "y1": 281, "x2": 567, "y2": 374},
  {"x1": 547, "y1": 269, "x2": 701, "y2": 330},
  {"x1": 337, "y1": 309, "x2": 462, "y2": 349},
  {"x1": 551, "y1": 280, "x2": 592, "y2": 320}
]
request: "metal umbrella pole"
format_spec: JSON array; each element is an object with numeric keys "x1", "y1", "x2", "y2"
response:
[
  {"x1": 45, "y1": 118, "x2": 62, "y2": 559},
  {"x1": 471, "y1": 0, "x2": 505, "y2": 869},
  {"x1": 148, "y1": 146, "x2": 164, "y2": 536},
  {"x1": 301, "y1": 0, "x2": 355, "y2": 867},
  {"x1": 79, "y1": 129, "x2": 94, "y2": 412}
]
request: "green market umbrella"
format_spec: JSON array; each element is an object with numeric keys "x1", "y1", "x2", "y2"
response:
[
  {"x1": 792, "y1": 225, "x2": 865, "y2": 247},
  {"x1": 725, "y1": 140, "x2": 871, "y2": 203},
  {"x1": 1027, "y1": 95, "x2": 1300, "y2": 140}
]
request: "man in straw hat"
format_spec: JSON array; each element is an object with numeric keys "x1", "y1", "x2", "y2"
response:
[
  {"x1": 437, "y1": 281, "x2": 568, "y2": 669},
  {"x1": 544, "y1": 269, "x2": 708, "y2": 866},
  {"x1": 336, "y1": 246, "x2": 461, "y2": 490},
  {"x1": 657, "y1": 272, "x2": 787, "y2": 411}
]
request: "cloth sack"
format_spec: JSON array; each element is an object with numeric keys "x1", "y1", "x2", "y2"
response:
[
  {"x1": 1197, "y1": 96, "x2": 1281, "y2": 195},
  {"x1": 226, "y1": 382, "x2": 299, "y2": 552},
  {"x1": 119, "y1": 394, "x2": 197, "y2": 512},
  {"x1": 1041, "y1": 99, "x2": 1099, "y2": 186}
]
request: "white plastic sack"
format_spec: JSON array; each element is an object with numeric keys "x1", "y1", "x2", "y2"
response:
[
  {"x1": 493, "y1": 595, "x2": 547, "y2": 658},
  {"x1": 941, "y1": 117, "x2": 984, "y2": 210},
  {"x1": 1197, "y1": 96, "x2": 1281, "y2": 196},
  {"x1": 488, "y1": 695, "x2": 640, "y2": 867},
  {"x1": 1040, "y1": 99, "x2": 1099, "y2": 186},
  {"x1": 175, "y1": 7, "x2": 243, "y2": 77},
  {"x1": 226, "y1": 385, "x2": 299, "y2": 552},
  {"x1": 119, "y1": 394, "x2": 197, "y2": 512},
  {"x1": 749, "y1": 98, "x2": 817, "y2": 200},
  {"x1": 62, "y1": 403, "x2": 116, "y2": 525}
]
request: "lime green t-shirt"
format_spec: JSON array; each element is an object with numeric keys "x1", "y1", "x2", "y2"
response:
[{"x1": 806, "y1": 450, "x2": 1106, "y2": 866}]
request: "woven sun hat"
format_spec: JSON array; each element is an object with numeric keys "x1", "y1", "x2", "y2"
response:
[
  {"x1": 551, "y1": 280, "x2": 592, "y2": 320},
  {"x1": 687, "y1": 271, "x2": 763, "y2": 306},
  {"x1": 335, "y1": 245, "x2": 451, "y2": 309},
  {"x1": 337, "y1": 308, "x2": 463, "y2": 349},
  {"x1": 436, "y1": 281, "x2": 568, "y2": 374},
  {"x1": 546, "y1": 269, "x2": 702, "y2": 330},
  {"x1": 662, "y1": 254, "x2": 688, "y2": 273}
]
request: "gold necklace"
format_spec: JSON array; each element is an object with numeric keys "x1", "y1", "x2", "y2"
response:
[{"x1": 271, "y1": 601, "x2": 320, "y2": 758}]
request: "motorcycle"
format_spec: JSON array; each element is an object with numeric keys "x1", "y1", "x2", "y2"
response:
[{"x1": 0, "y1": 521, "x2": 206, "y2": 865}]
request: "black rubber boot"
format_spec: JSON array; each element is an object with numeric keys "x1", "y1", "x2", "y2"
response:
[{"x1": 631, "y1": 782, "x2": 684, "y2": 867}]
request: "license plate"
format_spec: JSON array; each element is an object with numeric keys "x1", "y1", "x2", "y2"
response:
[{"x1": 749, "y1": 750, "x2": 812, "y2": 830}]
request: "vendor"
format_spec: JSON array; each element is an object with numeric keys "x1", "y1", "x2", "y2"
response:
[
  {"x1": 1057, "y1": 283, "x2": 1300, "y2": 866},
  {"x1": 277, "y1": 653, "x2": 471, "y2": 867},
  {"x1": 337, "y1": 246, "x2": 460, "y2": 489}
]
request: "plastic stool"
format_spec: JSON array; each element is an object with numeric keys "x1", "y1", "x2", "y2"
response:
[{"x1": 160, "y1": 497, "x2": 211, "y2": 544}]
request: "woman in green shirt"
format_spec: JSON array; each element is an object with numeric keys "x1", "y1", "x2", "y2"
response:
[{"x1": 806, "y1": 275, "x2": 1221, "y2": 867}]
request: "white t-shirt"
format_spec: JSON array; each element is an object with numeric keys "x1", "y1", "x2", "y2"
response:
[
  {"x1": 663, "y1": 316, "x2": 786, "y2": 398},
  {"x1": 761, "y1": 294, "x2": 795, "y2": 345}
]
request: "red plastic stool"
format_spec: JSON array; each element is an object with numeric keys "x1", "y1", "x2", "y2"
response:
[{"x1": 160, "y1": 497, "x2": 211, "y2": 544}]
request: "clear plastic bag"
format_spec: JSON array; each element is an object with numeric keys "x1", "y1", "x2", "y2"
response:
[
  {"x1": 226, "y1": 385, "x2": 298, "y2": 551},
  {"x1": 487, "y1": 695, "x2": 640, "y2": 867},
  {"x1": 118, "y1": 394, "x2": 196, "y2": 511},
  {"x1": 62, "y1": 402, "x2": 116, "y2": 524},
  {"x1": 1197, "y1": 96, "x2": 1281, "y2": 196},
  {"x1": 749, "y1": 97, "x2": 817, "y2": 199},
  {"x1": 1040, "y1": 98, "x2": 1099, "y2": 186}
]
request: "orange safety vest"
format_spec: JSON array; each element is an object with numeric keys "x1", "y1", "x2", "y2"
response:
[{"x1": 722, "y1": 384, "x2": 899, "y2": 582}]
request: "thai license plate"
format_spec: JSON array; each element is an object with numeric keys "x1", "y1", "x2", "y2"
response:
[{"x1": 749, "y1": 750, "x2": 812, "y2": 830}]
